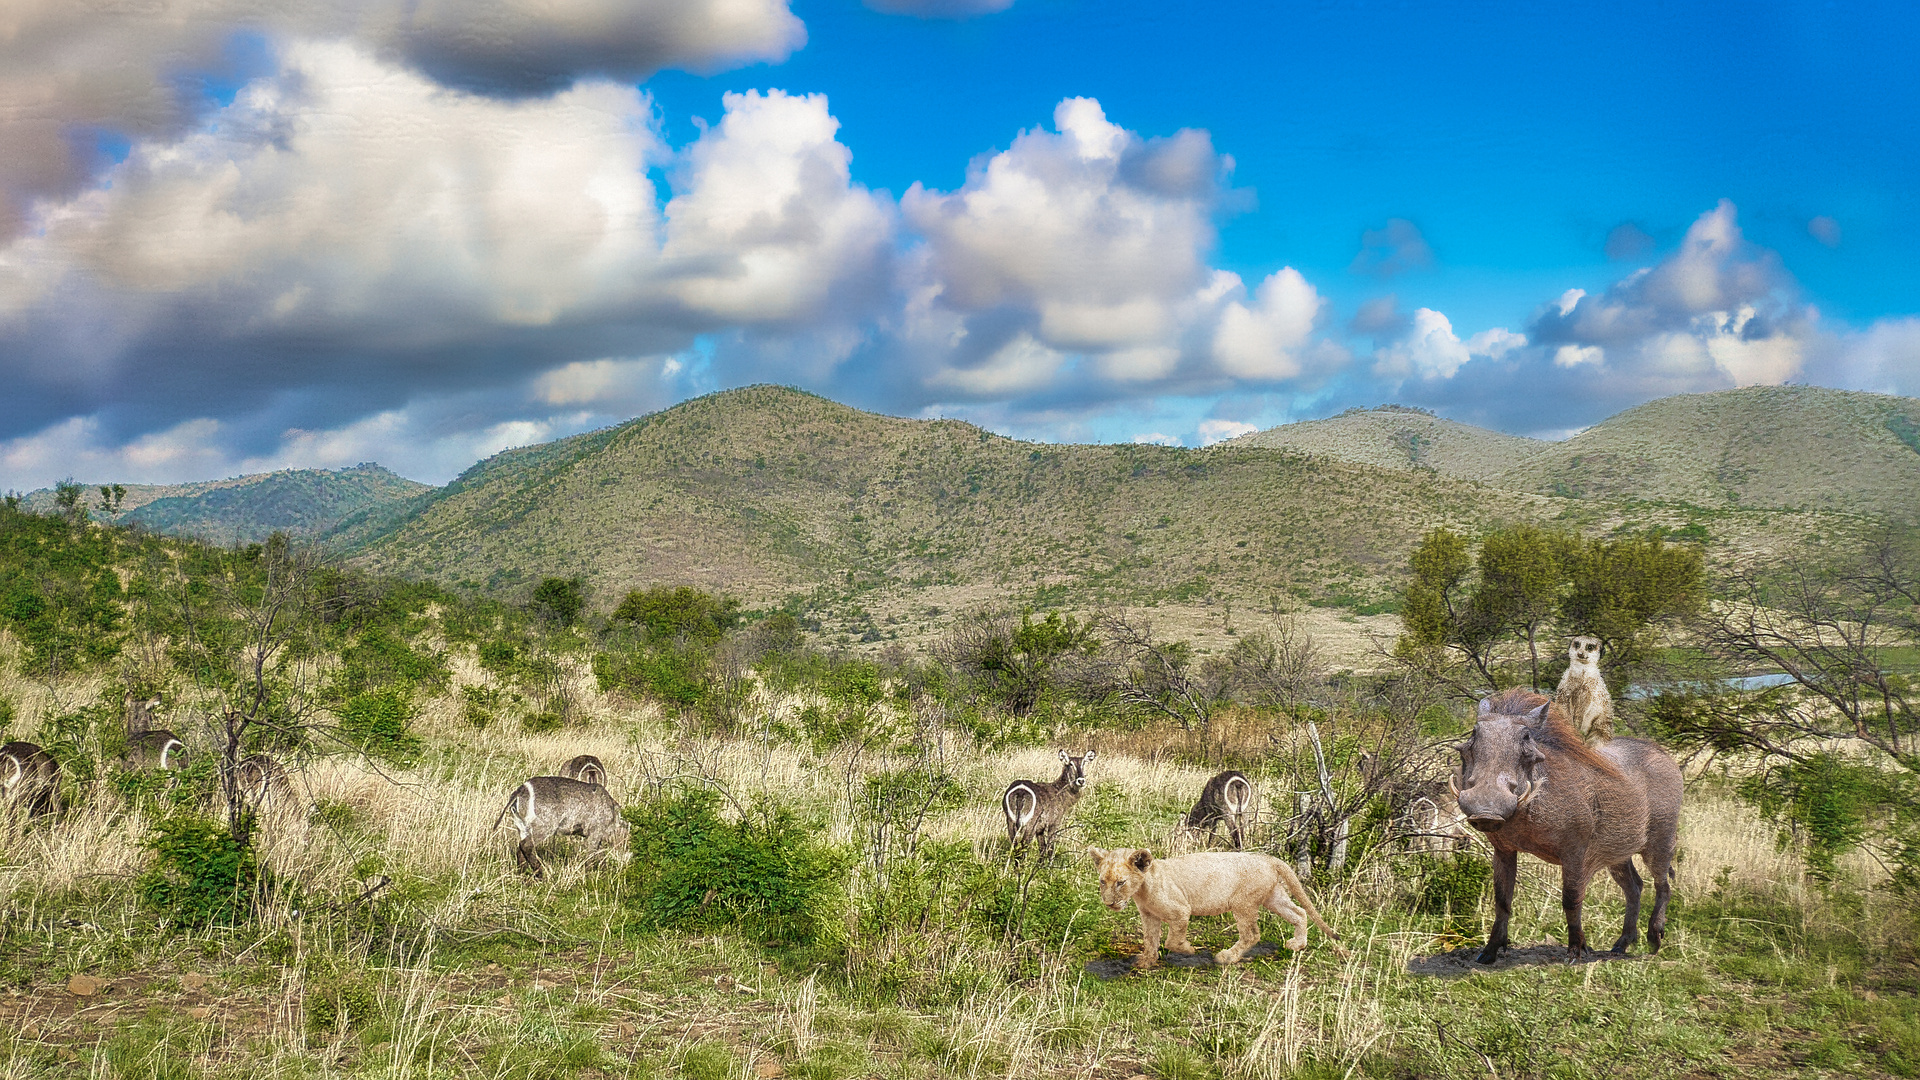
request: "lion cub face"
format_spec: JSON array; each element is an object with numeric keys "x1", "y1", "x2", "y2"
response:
[{"x1": 1086, "y1": 847, "x2": 1153, "y2": 910}]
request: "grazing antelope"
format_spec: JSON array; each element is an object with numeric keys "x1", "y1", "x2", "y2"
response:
[
  {"x1": 1183, "y1": 770, "x2": 1254, "y2": 849},
  {"x1": 560, "y1": 754, "x2": 606, "y2": 787},
  {"x1": 123, "y1": 730, "x2": 188, "y2": 771},
  {"x1": 492, "y1": 776, "x2": 631, "y2": 877},
  {"x1": 1401, "y1": 794, "x2": 1472, "y2": 854},
  {"x1": 1002, "y1": 750, "x2": 1094, "y2": 855},
  {"x1": 231, "y1": 754, "x2": 293, "y2": 811},
  {"x1": 2, "y1": 741, "x2": 62, "y2": 819}
]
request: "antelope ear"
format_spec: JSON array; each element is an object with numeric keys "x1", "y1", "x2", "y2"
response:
[
  {"x1": 1083, "y1": 749, "x2": 1096, "y2": 763},
  {"x1": 1130, "y1": 849, "x2": 1153, "y2": 871},
  {"x1": 1477, "y1": 698, "x2": 1493, "y2": 717},
  {"x1": 1058, "y1": 749, "x2": 1070, "y2": 763}
]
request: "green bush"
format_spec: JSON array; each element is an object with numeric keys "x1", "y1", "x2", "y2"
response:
[
  {"x1": 138, "y1": 815, "x2": 261, "y2": 927},
  {"x1": 338, "y1": 688, "x2": 422, "y2": 765},
  {"x1": 519, "y1": 710, "x2": 565, "y2": 734},
  {"x1": 304, "y1": 970, "x2": 379, "y2": 1041},
  {"x1": 593, "y1": 647, "x2": 710, "y2": 706},
  {"x1": 332, "y1": 627, "x2": 448, "y2": 697},
  {"x1": 625, "y1": 787, "x2": 847, "y2": 945},
  {"x1": 1412, "y1": 851, "x2": 1490, "y2": 918},
  {"x1": 530, "y1": 575, "x2": 588, "y2": 627},
  {"x1": 1739, "y1": 752, "x2": 1901, "y2": 882},
  {"x1": 611, "y1": 585, "x2": 738, "y2": 645}
]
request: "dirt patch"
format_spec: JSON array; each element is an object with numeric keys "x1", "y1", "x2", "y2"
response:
[
  {"x1": 1408, "y1": 943, "x2": 1649, "y2": 977},
  {"x1": 1084, "y1": 942, "x2": 1281, "y2": 979}
]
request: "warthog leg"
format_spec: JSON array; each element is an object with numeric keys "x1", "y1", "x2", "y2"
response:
[
  {"x1": 1562, "y1": 873, "x2": 1591, "y2": 960},
  {"x1": 1476, "y1": 849, "x2": 1519, "y2": 965},
  {"x1": 1607, "y1": 859, "x2": 1645, "y2": 954},
  {"x1": 1646, "y1": 840, "x2": 1676, "y2": 953}
]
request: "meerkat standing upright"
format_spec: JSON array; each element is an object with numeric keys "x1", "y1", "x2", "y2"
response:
[{"x1": 1555, "y1": 635, "x2": 1613, "y2": 744}]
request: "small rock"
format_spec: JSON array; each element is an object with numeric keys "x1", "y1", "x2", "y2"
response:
[
  {"x1": 532, "y1": 979, "x2": 553, "y2": 992},
  {"x1": 754, "y1": 1062, "x2": 786, "y2": 1079},
  {"x1": 487, "y1": 962, "x2": 501, "y2": 971},
  {"x1": 67, "y1": 974, "x2": 104, "y2": 997},
  {"x1": 495, "y1": 994, "x2": 512, "y2": 1006},
  {"x1": 181, "y1": 974, "x2": 209, "y2": 992},
  {"x1": 617, "y1": 1022, "x2": 635, "y2": 1038},
  {"x1": 189, "y1": 1006, "x2": 212, "y2": 1020}
]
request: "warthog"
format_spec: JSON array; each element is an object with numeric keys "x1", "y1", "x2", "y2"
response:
[
  {"x1": 123, "y1": 730, "x2": 188, "y2": 771},
  {"x1": 1182, "y1": 770, "x2": 1254, "y2": 848},
  {"x1": 1452, "y1": 688, "x2": 1682, "y2": 964},
  {"x1": 2, "y1": 741, "x2": 62, "y2": 818},
  {"x1": 493, "y1": 776, "x2": 632, "y2": 877},
  {"x1": 1003, "y1": 750, "x2": 1094, "y2": 855},
  {"x1": 560, "y1": 754, "x2": 606, "y2": 787}
]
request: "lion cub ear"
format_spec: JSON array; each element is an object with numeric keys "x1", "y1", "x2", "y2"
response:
[
  {"x1": 1129, "y1": 849, "x2": 1153, "y2": 872},
  {"x1": 1085, "y1": 847, "x2": 1108, "y2": 862}
]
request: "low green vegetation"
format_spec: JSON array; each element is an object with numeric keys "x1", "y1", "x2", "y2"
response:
[{"x1": 0, "y1": 486, "x2": 1916, "y2": 1079}]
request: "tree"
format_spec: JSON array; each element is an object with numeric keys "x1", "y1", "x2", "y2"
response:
[
  {"x1": 1397, "y1": 525, "x2": 1703, "y2": 695},
  {"x1": 935, "y1": 610, "x2": 1094, "y2": 716},
  {"x1": 1651, "y1": 528, "x2": 1918, "y2": 882},
  {"x1": 1074, "y1": 612, "x2": 1218, "y2": 729},
  {"x1": 531, "y1": 576, "x2": 588, "y2": 627}
]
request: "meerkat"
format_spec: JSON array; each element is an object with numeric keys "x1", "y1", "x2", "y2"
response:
[{"x1": 1554, "y1": 635, "x2": 1614, "y2": 744}]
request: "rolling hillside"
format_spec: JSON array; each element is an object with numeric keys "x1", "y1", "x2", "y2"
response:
[
  {"x1": 21, "y1": 464, "x2": 431, "y2": 544},
  {"x1": 1222, "y1": 404, "x2": 1544, "y2": 485},
  {"x1": 339, "y1": 387, "x2": 1856, "y2": 652},
  {"x1": 1499, "y1": 385, "x2": 1920, "y2": 514},
  {"x1": 1234, "y1": 386, "x2": 1920, "y2": 517}
]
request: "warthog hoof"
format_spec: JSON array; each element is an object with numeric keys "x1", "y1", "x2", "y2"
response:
[{"x1": 1473, "y1": 945, "x2": 1501, "y2": 966}]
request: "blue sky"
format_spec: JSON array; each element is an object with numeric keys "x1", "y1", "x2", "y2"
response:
[{"x1": 0, "y1": 0, "x2": 1915, "y2": 487}]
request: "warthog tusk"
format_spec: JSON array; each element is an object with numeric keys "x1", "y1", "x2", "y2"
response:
[{"x1": 1516, "y1": 776, "x2": 1546, "y2": 810}]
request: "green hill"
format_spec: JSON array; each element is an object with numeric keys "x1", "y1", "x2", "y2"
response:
[
  {"x1": 22, "y1": 464, "x2": 431, "y2": 545},
  {"x1": 1222, "y1": 404, "x2": 1543, "y2": 484},
  {"x1": 340, "y1": 387, "x2": 1856, "y2": 654},
  {"x1": 1499, "y1": 385, "x2": 1920, "y2": 514}
]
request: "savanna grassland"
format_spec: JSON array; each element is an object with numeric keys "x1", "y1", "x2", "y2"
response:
[{"x1": 2, "y1": 495, "x2": 1918, "y2": 1080}]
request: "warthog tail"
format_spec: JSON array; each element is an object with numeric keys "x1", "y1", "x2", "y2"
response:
[{"x1": 1271, "y1": 856, "x2": 1351, "y2": 958}]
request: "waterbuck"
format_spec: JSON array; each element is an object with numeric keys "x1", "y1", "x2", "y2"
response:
[
  {"x1": 123, "y1": 730, "x2": 188, "y2": 771},
  {"x1": 1, "y1": 741, "x2": 62, "y2": 818},
  {"x1": 493, "y1": 776, "x2": 632, "y2": 877},
  {"x1": 1451, "y1": 689, "x2": 1682, "y2": 964},
  {"x1": 1003, "y1": 750, "x2": 1094, "y2": 855},
  {"x1": 1182, "y1": 770, "x2": 1254, "y2": 849},
  {"x1": 231, "y1": 754, "x2": 293, "y2": 811},
  {"x1": 560, "y1": 754, "x2": 607, "y2": 787}
]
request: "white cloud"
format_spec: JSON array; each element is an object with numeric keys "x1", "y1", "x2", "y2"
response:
[
  {"x1": 1213, "y1": 268, "x2": 1325, "y2": 380},
  {"x1": 0, "y1": 0, "x2": 803, "y2": 238},
  {"x1": 1131, "y1": 432, "x2": 1181, "y2": 447},
  {"x1": 1376, "y1": 308, "x2": 1470, "y2": 380},
  {"x1": 1467, "y1": 327, "x2": 1527, "y2": 360},
  {"x1": 1197, "y1": 419, "x2": 1258, "y2": 445},
  {"x1": 1552, "y1": 344, "x2": 1604, "y2": 369}
]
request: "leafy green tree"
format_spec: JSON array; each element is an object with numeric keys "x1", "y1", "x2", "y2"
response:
[
  {"x1": 530, "y1": 575, "x2": 588, "y2": 627},
  {"x1": 1398, "y1": 525, "x2": 1701, "y2": 693},
  {"x1": 611, "y1": 585, "x2": 739, "y2": 645},
  {"x1": 935, "y1": 610, "x2": 1094, "y2": 716}
]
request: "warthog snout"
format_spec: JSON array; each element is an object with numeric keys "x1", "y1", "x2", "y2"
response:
[{"x1": 1451, "y1": 712, "x2": 1548, "y2": 832}]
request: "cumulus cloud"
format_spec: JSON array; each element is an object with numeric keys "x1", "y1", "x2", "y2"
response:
[
  {"x1": 1349, "y1": 218, "x2": 1434, "y2": 278},
  {"x1": 1375, "y1": 310, "x2": 1524, "y2": 381},
  {"x1": 0, "y1": 0, "x2": 804, "y2": 240},
  {"x1": 1197, "y1": 419, "x2": 1258, "y2": 445},
  {"x1": 0, "y1": 46, "x2": 894, "y2": 468}
]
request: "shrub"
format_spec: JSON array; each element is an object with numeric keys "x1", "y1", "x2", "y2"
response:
[
  {"x1": 1412, "y1": 851, "x2": 1490, "y2": 918},
  {"x1": 625, "y1": 787, "x2": 847, "y2": 946},
  {"x1": 304, "y1": 970, "x2": 379, "y2": 1041},
  {"x1": 338, "y1": 688, "x2": 422, "y2": 765},
  {"x1": 330, "y1": 626, "x2": 448, "y2": 698},
  {"x1": 519, "y1": 710, "x2": 565, "y2": 734},
  {"x1": 530, "y1": 575, "x2": 588, "y2": 627},
  {"x1": 593, "y1": 647, "x2": 709, "y2": 706},
  {"x1": 138, "y1": 815, "x2": 262, "y2": 927},
  {"x1": 611, "y1": 585, "x2": 738, "y2": 645}
]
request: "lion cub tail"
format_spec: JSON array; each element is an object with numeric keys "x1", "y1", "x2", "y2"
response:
[{"x1": 1270, "y1": 857, "x2": 1352, "y2": 959}]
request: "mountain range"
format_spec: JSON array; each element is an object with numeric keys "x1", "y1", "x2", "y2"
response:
[{"x1": 25, "y1": 385, "x2": 1915, "y2": 650}]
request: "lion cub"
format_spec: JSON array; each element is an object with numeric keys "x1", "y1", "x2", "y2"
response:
[{"x1": 1088, "y1": 847, "x2": 1348, "y2": 968}]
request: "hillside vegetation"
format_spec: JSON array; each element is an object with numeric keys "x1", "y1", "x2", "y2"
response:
[
  {"x1": 343, "y1": 387, "x2": 1855, "y2": 655},
  {"x1": 1236, "y1": 386, "x2": 1920, "y2": 518},
  {"x1": 20, "y1": 464, "x2": 430, "y2": 544},
  {"x1": 1224, "y1": 404, "x2": 1544, "y2": 484},
  {"x1": 1, "y1": 504, "x2": 1916, "y2": 1079}
]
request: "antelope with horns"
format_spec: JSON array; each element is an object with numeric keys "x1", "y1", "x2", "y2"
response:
[{"x1": 1003, "y1": 750, "x2": 1094, "y2": 855}]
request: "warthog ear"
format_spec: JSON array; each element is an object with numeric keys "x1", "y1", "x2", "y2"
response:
[
  {"x1": 1528, "y1": 702, "x2": 1550, "y2": 724},
  {"x1": 1130, "y1": 849, "x2": 1153, "y2": 872},
  {"x1": 1477, "y1": 698, "x2": 1493, "y2": 717}
]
